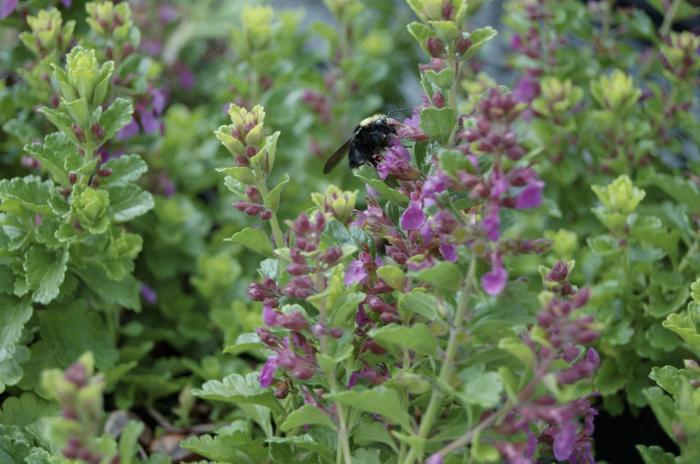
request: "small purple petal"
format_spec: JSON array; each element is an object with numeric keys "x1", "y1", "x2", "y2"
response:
[
  {"x1": 513, "y1": 73, "x2": 541, "y2": 103},
  {"x1": 117, "y1": 119, "x2": 140, "y2": 140},
  {"x1": 426, "y1": 453, "x2": 443, "y2": 464},
  {"x1": 61, "y1": 0, "x2": 72, "y2": 7},
  {"x1": 260, "y1": 357, "x2": 278, "y2": 387},
  {"x1": 553, "y1": 421, "x2": 577, "y2": 461},
  {"x1": 515, "y1": 181, "x2": 544, "y2": 209},
  {"x1": 400, "y1": 202, "x2": 426, "y2": 230},
  {"x1": 140, "y1": 110, "x2": 161, "y2": 134},
  {"x1": 481, "y1": 264, "x2": 507, "y2": 296},
  {"x1": 140, "y1": 284, "x2": 158, "y2": 304},
  {"x1": 263, "y1": 306, "x2": 280, "y2": 326},
  {"x1": 482, "y1": 208, "x2": 500, "y2": 241},
  {"x1": 0, "y1": 0, "x2": 18, "y2": 18},
  {"x1": 344, "y1": 259, "x2": 368, "y2": 286},
  {"x1": 439, "y1": 242, "x2": 457, "y2": 262}
]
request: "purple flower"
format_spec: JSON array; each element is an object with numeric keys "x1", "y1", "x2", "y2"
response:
[
  {"x1": 515, "y1": 181, "x2": 544, "y2": 209},
  {"x1": 481, "y1": 257, "x2": 507, "y2": 296},
  {"x1": 426, "y1": 453, "x2": 443, "y2": 464},
  {"x1": 140, "y1": 284, "x2": 158, "y2": 304},
  {"x1": 260, "y1": 357, "x2": 278, "y2": 387},
  {"x1": 513, "y1": 72, "x2": 541, "y2": 103},
  {"x1": 263, "y1": 306, "x2": 281, "y2": 326},
  {"x1": 0, "y1": 0, "x2": 17, "y2": 19},
  {"x1": 376, "y1": 140, "x2": 418, "y2": 180},
  {"x1": 423, "y1": 171, "x2": 449, "y2": 198},
  {"x1": 482, "y1": 205, "x2": 500, "y2": 241},
  {"x1": 117, "y1": 119, "x2": 140, "y2": 140},
  {"x1": 510, "y1": 34, "x2": 523, "y2": 52},
  {"x1": 344, "y1": 259, "x2": 368, "y2": 286},
  {"x1": 439, "y1": 242, "x2": 457, "y2": 262},
  {"x1": 400, "y1": 201, "x2": 426, "y2": 231},
  {"x1": 553, "y1": 421, "x2": 577, "y2": 461},
  {"x1": 61, "y1": 0, "x2": 72, "y2": 7}
]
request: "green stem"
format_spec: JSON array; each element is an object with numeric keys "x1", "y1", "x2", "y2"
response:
[
  {"x1": 447, "y1": 53, "x2": 461, "y2": 146},
  {"x1": 257, "y1": 180, "x2": 285, "y2": 248},
  {"x1": 315, "y1": 274, "x2": 353, "y2": 464},
  {"x1": 660, "y1": 0, "x2": 682, "y2": 36},
  {"x1": 405, "y1": 258, "x2": 477, "y2": 463}
]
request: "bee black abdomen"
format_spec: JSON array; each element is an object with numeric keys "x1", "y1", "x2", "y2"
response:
[{"x1": 347, "y1": 120, "x2": 397, "y2": 169}]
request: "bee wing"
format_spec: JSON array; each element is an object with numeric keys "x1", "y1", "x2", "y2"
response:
[{"x1": 323, "y1": 139, "x2": 351, "y2": 174}]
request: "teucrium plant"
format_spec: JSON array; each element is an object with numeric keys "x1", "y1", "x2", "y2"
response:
[
  {"x1": 0, "y1": 42, "x2": 152, "y2": 394},
  {"x1": 196, "y1": 1, "x2": 601, "y2": 463}
]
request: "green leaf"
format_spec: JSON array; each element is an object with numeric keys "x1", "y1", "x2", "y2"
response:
[
  {"x1": 354, "y1": 421, "x2": 398, "y2": 451},
  {"x1": 398, "y1": 290, "x2": 438, "y2": 319},
  {"x1": 354, "y1": 165, "x2": 409, "y2": 206},
  {"x1": 326, "y1": 387, "x2": 411, "y2": 430},
  {"x1": 100, "y1": 98, "x2": 134, "y2": 140},
  {"x1": 280, "y1": 404, "x2": 336, "y2": 432},
  {"x1": 638, "y1": 168, "x2": 700, "y2": 213},
  {"x1": 74, "y1": 264, "x2": 141, "y2": 311},
  {"x1": 369, "y1": 323, "x2": 438, "y2": 356},
  {"x1": 636, "y1": 445, "x2": 677, "y2": 464},
  {"x1": 352, "y1": 449, "x2": 382, "y2": 464},
  {"x1": 428, "y1": 20, "x2": 459, "y2": 42},
  {"x1": 643, "y1": 387, "x2": 676, "y2": 440},
  {"x1": 587, "y1": 234, "x2": 620, "y2": 257},
  {"x1": 267, "y1": 173, "x2": 290, "y2": 211},
  {"x1": 181, "y1": 434, "x2": 261, "y2": 463},
  {"x1": 24, "y1": 246, "x2": 69, "y2": 304},
  {"x1": 107, "y1": 185, "x2": 154, "y2": 222},
  {"x1": 118, "y1": 421, "x2": 144, "y2": 464},
  {"x1": 0, "y1": 296, "x2": 32, "y2": 390},
  {"x1": 0, "y1": 392, "x2": 57, "y2": 428},
  {"x1": 596, "y1": 359, "x2": 626, "y2": 395},
  {"x1": 0, "y1": 176, "x2": 53, "y2": 216},
  {"x1": 407, "y1": 22, "x2": 433, "y2": 50},
  {"x1": 420, "y1": 107, "x2": 456, "y2": 144},
  {"x1": 101, "y1": 155, "x2": 148, "y2": 187},
  {"x1": 228, "y1": 227, "x2": 274, "y2": 257},
  {"x1": 331, "y1": 291, "x2": 366, "y2": 326},
  {"x1": 461, "y1": 366, "x2": 503, "y2": 408},
  {"x1": 217, "y1": 167, "x2": 257, "y2": 186},
  {"x1": 377, "y1": 265, "x2": 405, "y2": 291},
  {"x1": 38, "y1": 304, "x2": 118, "y2": 370},
  {"x1": 223, "y1": 332, "x2": 265, "y2": 356},
  {"x1": 192, "y1": 372, "x2": 283, "y2": 413},
  {"x1": 409, "y1": 261, "x2": 461, "y2": 291},
  {"x1": 24, "y1": 133, "x2": 82, "y2": 185},
  {"x1": 39, "y1": 106, "x2": 74, "y2": 138},
  {"x1": 462, "y1": 27, "x2": 498, "y2": 60},
  {"x1": 267, "y1": 435, "x2": 334, "y2": 463}
]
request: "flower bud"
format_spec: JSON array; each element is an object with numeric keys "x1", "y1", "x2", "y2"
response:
[{"x1": 426, "y1": 37, "x2": 445, "y2": 58}]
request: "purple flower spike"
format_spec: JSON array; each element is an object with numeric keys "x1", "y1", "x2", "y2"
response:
[
  {"x1": 553, "y1": 421, "x2": 577, "y2": 461},
  {"x1": 401, "y1": 201, "x2": 426, "y2": 231},
  {"x1": 344, "y1": 259, "x2": 368, "y2": 286},
  {"x1": 516, "y1": 181, "x2": 544, "y2": 209}
]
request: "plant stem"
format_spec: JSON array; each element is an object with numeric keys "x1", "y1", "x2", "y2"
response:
[
  {"x1": 405, "y1": 257, "x2": 477, "y2": 463},
  {"x1": 433, "y1": 402, "x2": 513, "y2": 458},
  {"x1": 660, "y1": 0, "x2": 682, "y2": 36},
  {"x1": 258, "y1": 180, "x2": 285, "y2": 248},
  {"x1": 315, "y1": 274, "x2": 353, "y2": 464}
]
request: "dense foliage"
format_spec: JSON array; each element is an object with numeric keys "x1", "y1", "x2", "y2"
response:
[{"x1": 1, "y1": 0, "x2": 699, "y2": 463}]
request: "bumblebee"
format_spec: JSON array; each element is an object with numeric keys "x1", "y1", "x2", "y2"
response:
[{"x1": 323, "y1": 114, "x2": 398, "y2": 174}]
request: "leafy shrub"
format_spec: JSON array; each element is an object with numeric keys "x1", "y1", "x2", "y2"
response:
[{"x1": 0, "y1": 0, "x2": 699, "y2": 463}]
